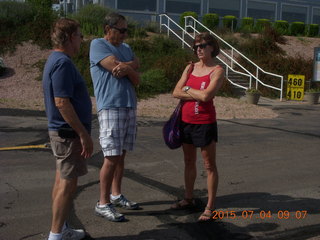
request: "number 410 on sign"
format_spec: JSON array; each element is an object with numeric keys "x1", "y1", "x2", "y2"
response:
[{"x1": 286, "y1": 74, "x2": 305, "y2": 101}]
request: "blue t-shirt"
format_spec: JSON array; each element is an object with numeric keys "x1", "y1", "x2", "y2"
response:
[
  {"x1": 89, "y1": 38, "x2": 137, "y2": 111},
  {"x1": 42, "y1": 51, "x2": 92, "y2": 133}
]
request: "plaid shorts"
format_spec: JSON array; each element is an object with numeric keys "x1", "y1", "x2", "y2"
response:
[{"x1": 98, "y1": 108, "x2": 137, "y2": 156}]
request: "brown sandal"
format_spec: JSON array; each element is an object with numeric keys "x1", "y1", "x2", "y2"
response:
[
  {"x1": 170, "y1": 198, "x2": 196, "y2": 210},
  {"x1": 198, "y1": 206, "x2": 215, "y2": 222}
]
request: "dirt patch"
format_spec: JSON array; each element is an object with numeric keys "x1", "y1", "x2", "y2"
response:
[{"x1": 1, "y1": 37, "x2": 316, "y2": 119}]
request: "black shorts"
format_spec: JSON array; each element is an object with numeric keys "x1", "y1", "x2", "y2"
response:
[{"x1": 180, "y1": 121, "x2": 218, "y2": 147}]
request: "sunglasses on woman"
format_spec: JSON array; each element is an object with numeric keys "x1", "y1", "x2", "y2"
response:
[{"x1": 193, "y1": 43, "x2": 208, "y2": 51}]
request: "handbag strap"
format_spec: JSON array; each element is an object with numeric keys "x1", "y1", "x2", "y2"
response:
[{"x1": 186, "y1": 62, "x2": 194, "y2": 79}]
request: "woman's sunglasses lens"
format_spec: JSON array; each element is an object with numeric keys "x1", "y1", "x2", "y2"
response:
[{"x1": 193, "y1": 43, "x2": 207, "y2": 51}]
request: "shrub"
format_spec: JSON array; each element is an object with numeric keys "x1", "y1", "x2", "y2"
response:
[
  {"x1": 137, "y1": 69, "x2": 170, "y2": 99},
  {"x1": 153, "y1": 52, "x2": 195, "y2": 86},
  {"x1": 0, "y1": 1, "x2": 56, "y2": 53},
  {"x1": 238, "y1": 27, "x2": 286, "y2": 59},
  {"x1": 127, "y1": 18, "x2": 148, "y2": 39},
  {"x1": 26, "y1": 0, "x2": 57, "y2": 49},
  {"x1": 274, "y1": 20, "x2": 289, "y2": 35},
  {"x1": 222, "y1": 15, "x2": 237, "y2": 31},
  {"x1": 290, "y1": 22, "x2": 305, "y2": 36},
  {"x1": 72, "y1": 4, "x2": 112, "y2": 36},
  {"x1": 240, "y1": 17, "x2": 254, "y2": 32},
  {"x1": 255, "y1": 19, "x2": 271, "y2": 32},
  {"x1": 179, "y1": 11, "x2": 198, "y2": 28},
  {"x1": 128, "y1": 35, "x2": 195, "y2": 82},
  {"x1": 306, "y1": 24, "x2": 319, "y2": 37},
  {"x1": 121, "y1": 36, "x2": 195, "y2": 97},
  {"x1": 144, "y1": 21, "x2": 159, "y2": 33},
  {"x1": 202, "y1": 13, "x2": 219, "y2": 31}
]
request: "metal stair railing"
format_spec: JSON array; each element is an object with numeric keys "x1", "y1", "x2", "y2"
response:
[
  {"x1": 159, "y1": 14, "x2": 194, "y2": 49},
  {"x1": 159, "y1": 14, "x2": 252, "y2": 92},
  {"x1": 184, "y1": 15, "x2": 284, "y2": 101}
]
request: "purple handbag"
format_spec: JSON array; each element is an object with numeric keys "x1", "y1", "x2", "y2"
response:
[
  {"x1": 162, "y1": 101, "x2": 182, "y2": 149},
  {"x1": 162, "y1": 62, "x2": 194, "y2": 149}
]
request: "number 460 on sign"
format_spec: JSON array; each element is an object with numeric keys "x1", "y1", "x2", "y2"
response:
[{"x1": 286, "y1": 74, "x2": 305, "y2": 101}]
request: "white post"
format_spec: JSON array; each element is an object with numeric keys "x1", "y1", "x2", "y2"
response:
[
  {"x1": 182, "y1": 31, "x2": 185, "y2": 48},
  {"x1": 231, "y1": 48, "x2": 234, "y2": 68},
  {"x1": 256, "y1": 68, "x2": 259, "y2": 89},
  {"x1": 280, "y1": 77, "x2": 284, "y2": 101},
  {"x1": 193, "y1": 19, "x2": 196, "y2": 37}
]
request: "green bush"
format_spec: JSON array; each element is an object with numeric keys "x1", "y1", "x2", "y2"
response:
[
  {"x1": 274, "y1": 20, "x2": 289, "y2": 35},
  {"x1": 128, "y1": 35, "x2": 195, "y2": 83},
  {"x1": 144, "y1": 21, "x2": 159, "y2": 33},
  {"x1": 202, "y1": 13, "x2": 219, "y2": 31},
  {"x1": 127, "y1": 18, "x2": 148, "y2": 39},
  {"x1": 240, "y1": 17, "x2": 254, "y2": 32},
  {"x1": 72, "y1": 4, "x2": 112, "y2": 36},
  {"x1": 222, "y1": 15, "x2": 237, "y2": 31},
  {"x1": 179, "y1": 11, "x2": 198, "y2": 28},
  {"x1": 306, "y1": 24, "x2": 319, "y2": 37},
  {"x1": 0, "y1": 1, "x2": 56, "y2": 53},
  {"x1": 255, "y1": 19, "x2": 271, "y2": 32},
  {"x1": 290, "y1": 22, "x2": 305, "y2": 36},
  {"x1": 137, "y1": 69, "x2": 170, "y2": 99}
]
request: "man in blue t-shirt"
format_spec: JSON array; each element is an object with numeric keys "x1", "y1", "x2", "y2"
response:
[
  {"x1": 90, "y1": 13, "x2": 140, "y2": 222},
  {"x1": 43, "y1": 18, "x2": 93, "y2": 240}
]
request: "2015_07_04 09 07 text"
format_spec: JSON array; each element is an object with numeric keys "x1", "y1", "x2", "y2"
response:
[{"x1": 210, "y1": 210, "x2": 308, "y2": 220}]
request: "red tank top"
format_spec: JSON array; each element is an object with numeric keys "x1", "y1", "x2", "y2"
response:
[{"x1": 181, "y1": 71, "x2": 216, "y2": 124}]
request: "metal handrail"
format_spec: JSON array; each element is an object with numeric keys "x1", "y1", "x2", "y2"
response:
[
  {"x1": 159, "y1": 14, "x2": 193, "y2": 48},
  {"x1": 159, "y1": 14, "x2": 252, "y2": 90},
  {"x1": 184, "y1": 15, "x2": 284, "y2": 101}
]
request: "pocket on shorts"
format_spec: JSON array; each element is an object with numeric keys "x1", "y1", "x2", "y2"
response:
[
  {"x1": 50, "y1": 135, "x2": 72, "y2": 158},
  {"x1": 99, "y1": 128, "x2": 120, "y2": 150}
]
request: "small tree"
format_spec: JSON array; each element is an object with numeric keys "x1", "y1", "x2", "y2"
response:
[
  {"x1": 222, "y1": 15, "x2": 237, "y2": 31},
  {"x1": 202, "y1": 13, "x2": 219, "y2": 31},
  {"x1": 274, "y1": 20, "x2": 289, "y2": 35},
  {"x1": 72, "y1": 4, "x2": 113, "y2": 36},
  {"x1": 255, "y1": 19, "x2": 271, "y2": 33},
  {"x1": 179, "y1": 11, "x2": 198, "y2": 28},
  {"x1": 306, "y1": 24, "x2": 319, "y2": 37},
  {"x1": 240, "y1": 17, "x2": 254, "y2": 32},
  {"x1": 290, "y1": 22, "x2": 305, "y2": 36}
]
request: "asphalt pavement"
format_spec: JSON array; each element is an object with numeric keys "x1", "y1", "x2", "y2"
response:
[{"x1": 0, "y1": 98, "x2": 320, "y2": 240}]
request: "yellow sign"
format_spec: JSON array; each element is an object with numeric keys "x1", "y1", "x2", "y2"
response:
[{"x1": 286, "y1": 74, "x2": 305, "y2": 100}]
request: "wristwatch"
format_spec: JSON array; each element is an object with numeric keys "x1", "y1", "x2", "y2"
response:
[{"x1": 184, "y1": 86, "x2": 191, "y2": 92}]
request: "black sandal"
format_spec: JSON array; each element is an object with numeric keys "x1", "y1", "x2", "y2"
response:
[{"x1": 170, "y1": 198, "x2": 196, "y2": 210}]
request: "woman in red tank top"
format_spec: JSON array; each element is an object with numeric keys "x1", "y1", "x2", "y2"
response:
[{"x1": 171, "y1": 33, "x2": 225, "y2": 222}]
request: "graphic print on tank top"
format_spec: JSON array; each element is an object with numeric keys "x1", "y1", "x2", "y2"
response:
[{"x1": 194, "y1": 81, "x2": 206, "y2": 114}]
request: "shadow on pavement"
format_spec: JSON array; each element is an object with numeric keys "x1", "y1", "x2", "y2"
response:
[{"x1": 71, "y1": 151, "x2": 320, "y2": 240}]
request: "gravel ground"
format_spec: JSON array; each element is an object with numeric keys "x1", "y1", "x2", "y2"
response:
[{"x1": 1, "y1": 36, "x2": 318, "y2": 119}]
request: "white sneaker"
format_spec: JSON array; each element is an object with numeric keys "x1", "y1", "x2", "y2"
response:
[
  {"x1": 62, "y1": 226, "x2": 85, "y2": 240},
  {"x1": 95, "y1": 202, "x2": 125, "y2": 222},
  {"x1": 110, "y1": 194, "x2": 139, "y2": 210}
]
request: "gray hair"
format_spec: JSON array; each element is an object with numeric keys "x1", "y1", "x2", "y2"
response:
[{"x1": 103, "y1": 12, "x2": 126, "y2": 34}]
